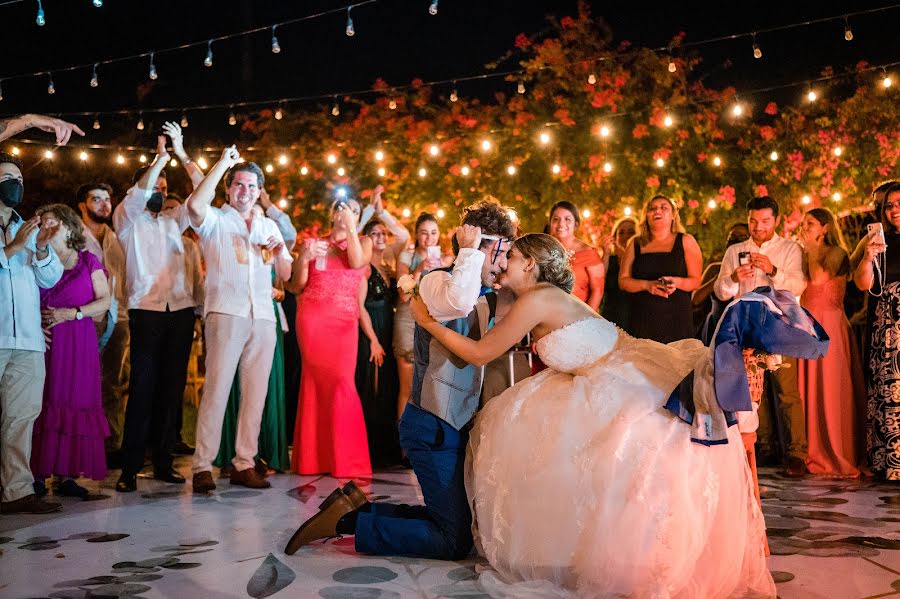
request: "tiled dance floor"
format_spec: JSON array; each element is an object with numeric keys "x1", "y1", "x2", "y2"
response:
[{"x1": 1, "y1": 462, "x2": 898, "y2": 598}]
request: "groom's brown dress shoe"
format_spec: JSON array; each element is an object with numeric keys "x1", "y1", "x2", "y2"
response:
[
  {"x1": 285, "y1": 492, "x2": 355, "y2": 555},
  {"x1": 318, "y1": 481, "x2": 368, "y2": 511}
]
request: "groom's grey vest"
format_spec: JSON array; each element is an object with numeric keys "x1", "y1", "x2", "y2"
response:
[{"x1": 410, "y1": 285, "x2": 496, "y2": 432}]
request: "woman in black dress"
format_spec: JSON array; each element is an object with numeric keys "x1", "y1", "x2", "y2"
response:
[
  {"x1": 600, "y1": 215, "x2": 637, "y2": 330},
  {"x1": 618, "y1": 195, "x2": 703, "y2": 343}
]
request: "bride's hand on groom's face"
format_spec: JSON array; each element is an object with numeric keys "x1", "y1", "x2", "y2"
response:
[{"x1": 410, "y1": 295, "x2": 434, "y2": 326}]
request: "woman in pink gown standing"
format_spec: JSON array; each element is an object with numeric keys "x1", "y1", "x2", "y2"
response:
[
  {"x1": 798, "y1": 208, "x2": 866, "y2": 477},
  {"x1": 31, "y1": 205, "x2": 111, "y2": 496},
  {"x1": 288, "y1": 196, "x2": 373, "y2": 477}
]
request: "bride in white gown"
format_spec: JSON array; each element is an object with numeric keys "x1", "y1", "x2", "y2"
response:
[{"x1": 410, "y1": 233, "x2": 775, "y2": 599}]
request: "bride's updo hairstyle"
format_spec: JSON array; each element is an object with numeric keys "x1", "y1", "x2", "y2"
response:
[{"x1": 513, "y1": 233, "x2": 575, "y2": 293}]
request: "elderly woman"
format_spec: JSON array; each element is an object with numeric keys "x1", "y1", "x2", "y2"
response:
[
  {"x1": 31, "y1": 204, "x2": 110, "y2": 499},
  {"x1": 619, "y1": 194, "x2": 702, "y2": 343},
  {"x1": 852, "y1": 180, "x2": 900, "y2": 481}
]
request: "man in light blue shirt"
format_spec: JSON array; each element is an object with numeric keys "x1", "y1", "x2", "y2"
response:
[{"x1": 0, "y1": 113, "x2": 83, "y2": 515}]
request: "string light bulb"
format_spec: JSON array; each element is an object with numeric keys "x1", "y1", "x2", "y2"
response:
[
  {"x1": 331, "y1": 97, "x2": 340, "y2": 117},
  {"x1": 181, "y1": 113, "x2": 189, "y2": 128},
  {"x1": 278, "y1": 198, "x2": 288, "y2": 209},
  {"x1": 418, "y1": 167, "x2": 427, "y2": 178},
  {"x1": 92, "y1": 115, "x2": 100, "y2": 130},
  {"x1": 599, "y1": 124, "x2": 611, "y2": 138},
  {"x1": 36, "y1": 0, "x2": 45, "y2": 26},
  {"x1": 588, "y1": 73, "x2": 597, "y2": 85},
  {"x1": 832, "y1": 192, "x2": 842, "y2": 201},
  {"x1": 274, "y1": 106, "x2": 284, "y2": 120},
  {"x1": 481, "y1": 139, "x2": 492, "y2": 151},
  {"x1": 278, "y1": 154, "x2": 288, "y2": 166},
  {"x1": 345, "y1": 7, "x2": 355, "y2": 36},
  {"x1": 663, "y1": 113, "x2": 673, "y2": 127},
  {"x1": 10, "y1": 147, "x2": 19, "y2": 156},
  {"x1": 668, "y1": 60, "x2": 676, "y2": 73},
  {"x1": 436, "y1": 208, "x2": 445, "y2": 218},
  {"x1": 337, "y1": 166, "x2": 346, "y2": 176},
  {"x1": 624, "y1": 206, "x2": 633, "y2": 216},
  {"x1": 752, "y1": 33, "x2": 762, "y2": 59},
  {"x1": 807, "y1": 89, "x2": 817, "y2": 102},
  {"x1": 429, "y1": 0, "x2": 438, "y2": 15},
  {"x1": 656, "y1": 157, "x2": 665, "y2": 168},
  {"x1": 377, "y1": 167, "x2": 386, "y2": 177},
  {"x1": 170, "y1": 158, "x2": 178, "y2": 167},
  {"x1": 271, "y1": 26, "x2": 281, "y2": 54},
  {"x1": 148, "y1": 53, "x2": 158, "y2": 80},
  {"x1": 79, "y1": 151, "x2": 88, "y2": 162},
  {"x1": 44, "y1": 149, "x2": 54, "y2": 159},
  {"x1": 90, "y1": 64, "x2": 99, "y2": 87},
  {"x1": 882, "y1": 71, "x2": 893, "y2": 88},
  {"x1": 801, "y1": 195, "x2": 811, "y2": 205},
  {"x1": 265, "y1": 164, "x2": 274, "y2": 173},
  {"x1": 603, "y1": 162, "x2": 613, "y2": 173},
  {"x1": 429, "y1": 144, "x2": 439, "y2": 156},
  {"x1": 300, "y1": 165, "x2": 309, "y2": 175},
  {"x1": 450, "y1": 83, "x2": 458, "y2": 103},
  {"x1": 708, "y1": 199, "x2": 717, "y2": 209},
  {"x1": 116, "y1": 154, "x2": 125, "y2": 165},
  {"x1": 460, "y1": 165, "x2": 470, "y2": 176},
  {"x1": 388, "y1": 99, "x2": 397, "y2": 110},
  {"x1": 770, "y1": 150, "x2": 779, "y2": 161},
  {"x1": 731, "y1": 101, "x2": 743, "y2": 117},
  {"x1": 327, "y1": 153, "x2": 337, "y2": 164},
  {"x1": 517, "y1": 80, "x2": 526, "y2": 94},
  {"x1": 402, "y1": 208, "x2": 411, "y2": 218},
  {"x1": 552, "y1": 163, "x2": 561, "y2": 174},
  {"x1": 197, "y1": 157, "x2": 208, "y2": 170},
  {"x1": 712, "y1": 155, "x2": 722, "y2": 167},
  {"x1": 539, "y1": 131, "x2": 551, "y2": 145},
  {"x1": 204, "y1": 41, "x2": 213, "y2": 67},
  {"x1": 843, "y1": 17, "x2": 853, "y2": 41},
  {"x1": 139, "y1": 155, "x2": 147, "y2": 163},
  {"x1": 833, "y1": 146, "x2": 843, "y2": 156},
  {"x1": 374, "y1": 150, "x2": 384, "y2": 161},
  {"x1": 46, "y1": 73, "x2": 55, "y2": 95},
  {"x1": 136, "y1": 114, "x2": 144, "y2": 130},
  {"x1": 228, "y1": 110, "x2": 237, "y2": 126},
  {"x1": 506, "y1": 165, "x2": 517, "y2": 175}
]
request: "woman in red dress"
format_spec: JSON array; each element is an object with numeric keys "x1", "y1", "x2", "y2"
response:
[
  {"x1": 548, "y1": 201, "x2": 604, "y2": 310},
  {"x1": 287, "y1": 196, "x2": 373, "y2": 477}
]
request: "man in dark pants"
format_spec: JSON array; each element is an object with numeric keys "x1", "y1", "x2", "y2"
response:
[
  {"x1": 113, "y1": 135, "x2": 199, "y2": 492},
  {"x1": 285, "y1": 200, "x2": 516, "y2": 559}
]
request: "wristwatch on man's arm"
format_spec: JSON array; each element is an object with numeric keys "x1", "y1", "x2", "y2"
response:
[{"x1": 767, "y1": 265, "x2": 778, "y2": 278}]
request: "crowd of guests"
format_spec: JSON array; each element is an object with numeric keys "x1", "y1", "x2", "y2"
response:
[{"x1": 1, "y1": 112, "x2": 898, "y2": 515}]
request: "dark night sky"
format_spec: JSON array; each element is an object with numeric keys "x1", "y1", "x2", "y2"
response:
[{"x1": 1, "y1": 0, "x2": 898, "y2": 149}]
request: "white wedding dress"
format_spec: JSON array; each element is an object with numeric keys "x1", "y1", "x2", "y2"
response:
[{"x1": 466, "y1": 317, "x2": 776, "y2": 598}]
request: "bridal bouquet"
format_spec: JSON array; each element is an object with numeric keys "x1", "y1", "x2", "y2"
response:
[{"x1": 397, "y1": 274, "x2": 419, "y2": 297}]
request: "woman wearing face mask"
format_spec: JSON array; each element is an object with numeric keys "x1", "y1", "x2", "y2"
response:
[
  {"x1": 619, "y1": 195, "x2": 703, "y2": 343},
  {"x1": 797, "y1": 207, "x2": 866, "y2": 478},
  {"x1": 851, "y1": 180, "x2": 900, "y2": 481},
  {"x1": 599, "y1": 216, "x2": 637, "y2": 329},
  {"x1": 548, "y1": 201, "x2": 605, "y2": 311},
  {"x1": 393, "y1": 212, "x2": 449, "y2": 419},
  {"x1": 287, "y1": 196, "x2": 373, "y2": 477},
  {"x1": 30, "y1": 204, "x2": 111, "y2": 499}
]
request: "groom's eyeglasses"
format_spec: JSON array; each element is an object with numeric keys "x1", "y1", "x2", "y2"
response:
[{"x1": 480, "y1": 234, "x2": 512, "y2": 265}]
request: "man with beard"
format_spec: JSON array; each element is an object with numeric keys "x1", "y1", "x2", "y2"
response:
[
  {"x1": 0, "y1": 112, "x2": 83, "y2": 514},
  {"x1": 112, "y1": 136, "x2": 199, "y2": 492},
  {"x1": 186, "y1": 146, "x2": 292, "y2": 493},
  {"x1": 77, "y1": 183, "x2": 129, "y2": 455}
]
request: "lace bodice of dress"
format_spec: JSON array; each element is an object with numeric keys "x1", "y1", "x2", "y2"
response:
[{"x1": 534, "y1": 317, "x2": 619, "y2": 374}]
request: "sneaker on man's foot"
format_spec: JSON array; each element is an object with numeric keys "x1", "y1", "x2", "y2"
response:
[
  {"x1": 192, "y1": 471, "x2": 216, "y2": 494},
  {"x1": 1, "y1": 494, "x2": 62, "y2": 514}
]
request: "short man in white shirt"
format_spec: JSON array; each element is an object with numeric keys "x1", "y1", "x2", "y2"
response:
[
  {"x1": 77, "y1": 182, "x2": 129, "y2": 453},
  {"x1": 113, "y1": 137, "x2": 199, "y2": 493},
  {"x1": 714, "y1": 195, "x2": 808, "y2": 476},
  {"x1": 187, "y1": 146, "x2": 292, "y2": 493}
]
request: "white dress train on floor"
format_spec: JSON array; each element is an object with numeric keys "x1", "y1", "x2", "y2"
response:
[{"x1": 466, "y1": 317, "x2": 776, "y2": 598}]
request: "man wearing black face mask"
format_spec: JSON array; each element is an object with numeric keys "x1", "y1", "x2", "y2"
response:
[
  {"x1": 112, "y1": 135, "x2": 198, "y2": 492},
  {"x1": 0, "y1": 151, "x2": 65, "y2": 515},
  {"x1": 77, "y1": 183, "x2": 129, "y2": 456}
]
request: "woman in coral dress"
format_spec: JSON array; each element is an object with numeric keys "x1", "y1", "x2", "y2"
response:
[
  {"x1": 31, "y1": 205, "x2": 111, "y2": 497},
  {"x1": 288, "y1": 197, "x2": 372, "y2": 477},
  {"x1": 547, "y1": 200, "x2": 604, "y2": 310},
  {"x1": 798, "y1": 208, "x2": 866, "y2": 477}
]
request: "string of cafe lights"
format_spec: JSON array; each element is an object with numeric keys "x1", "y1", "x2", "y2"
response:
[{"x1": 0, "y1": 2, "x2": 896, "y2": 112}]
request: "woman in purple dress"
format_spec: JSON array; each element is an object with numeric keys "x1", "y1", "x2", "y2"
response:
[{"x1": 31, "y1": 204, "x2": 110, "y2": 498}]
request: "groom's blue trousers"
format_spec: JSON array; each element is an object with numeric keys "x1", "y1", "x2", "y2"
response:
[{"x1": 354, "y1": 403, "x2": 473, "y2": 560}]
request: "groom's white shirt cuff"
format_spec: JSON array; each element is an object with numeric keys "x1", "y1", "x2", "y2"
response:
[{"x1": 418, "y1": 248, "x2": 485, "y2": 322}]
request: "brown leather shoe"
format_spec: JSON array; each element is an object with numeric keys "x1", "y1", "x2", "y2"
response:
[
  {"x1": 1, "y1": 493, "x2": 62, "y2": 514},
  {"x1": 781, "y1": 456, "x2": 808, "y2": 478},
  {"x1": 341, "y1": 481, "x2": 369, "y2": 510},
  {"x1": 285, "y1": 492, "x2": 354, "y2": 555},
  {"x1": 230, "y1": 467, "x2": 271, "y2": 489},
  {"x1": 192, "y1": 471, "x2": 217, "y2": 494}
]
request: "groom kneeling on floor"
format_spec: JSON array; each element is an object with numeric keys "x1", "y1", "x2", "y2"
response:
[{"x1": 285, "y1": 199, "x2": 517, "y2": 558}]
